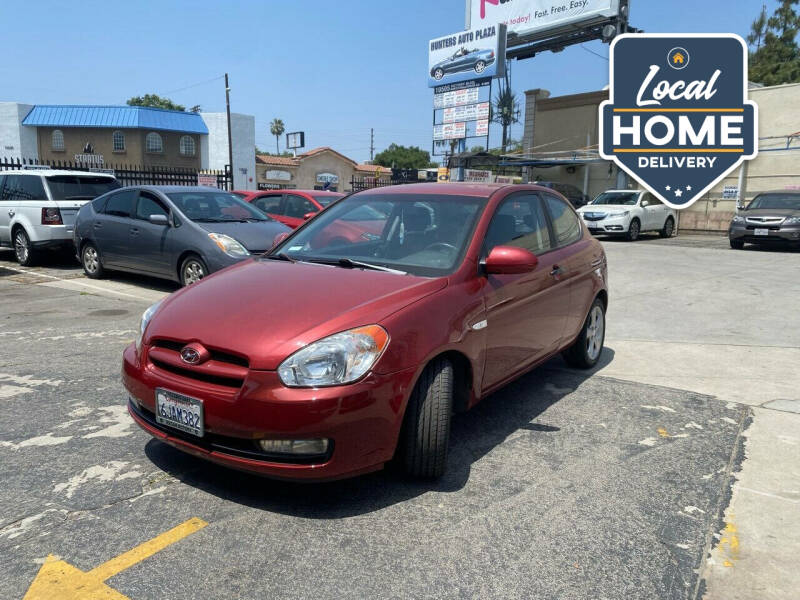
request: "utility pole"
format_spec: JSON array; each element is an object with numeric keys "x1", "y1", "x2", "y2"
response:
[
  {"x1": 370, "y1": 128, "x2": 374, "y2": 162},
  {"x1": 225, "y1": 73, "x2": 234, "y2": 189}
]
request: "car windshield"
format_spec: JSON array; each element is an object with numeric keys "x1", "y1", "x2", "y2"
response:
[
  {"x1": 592, "y1": 192, "x2": 639, "y2": 206},
  {"x1": 45, "y1": 176, "x2": 121, "y2": 200},
  {"x1": 313, "y1": 194, "x2": 343, "y2": 207},
  {"x1": 167, "y1": 191, "x2": 271, "y2": 222},
  {"x1": 747, "y1": 194, "x2": 800, "y2": 211},
  {"x1": 270, "y1": 193, "x2": 487, "y2": 277}
]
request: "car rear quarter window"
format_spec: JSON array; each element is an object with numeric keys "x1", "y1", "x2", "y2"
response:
[
  {"x1": 103, "y1": 189, "x2": 137, "y2": 217},
  {"x1": 544, "y1": 194, "x2": 582, "y2": 247},
  {"x1": 3, "y1": 175, "x2": 47, "y2": 200}
]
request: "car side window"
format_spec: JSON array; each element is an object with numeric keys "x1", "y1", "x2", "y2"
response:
[
  {"x1": 647, "y1": 195, "x2": 662, "y2": 207},
  {"x1": 103, "y1": 189, "x2": 137, "y2": 218},
  {"x1": 284, "y1": 194, "x2": 315, "y2": 218},
  {"x1": 1, "y1": 175, "x2": 20, "y2": 200},
  {"x1": 484, "y1": 194, "x2": 552, "y2": 256},
  {"x1": 14, "y1": 175, "x2": 47, "y2": 200},
  {"x1": 253, "y1": 194, "x2": 282, "y2": 214},
  {"x1": 543, "y1": 194, "x2": 582, "y2": 247},
  {"x1": 135, "y1": 192, "x2": 169, "y2": 220},
  {"x1": 0, "y1": 175, "x2": 6, "y2": 200}
]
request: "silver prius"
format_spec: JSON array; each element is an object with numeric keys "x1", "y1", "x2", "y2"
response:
[
  {"x1": 73, "y1": 186, "x2": 291, "y2": 285},
  {"x1": 729, "y1": 190, "x2": 800, "y2": 249}
]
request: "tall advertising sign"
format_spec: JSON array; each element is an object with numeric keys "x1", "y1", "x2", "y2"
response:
[
  {"x1": 599, "y1": 34, "x2": 758, "y2": 209},
  {"x1": 428, "y1": 24, "x2": 506, "y2": 88},
  {"x1": 467, "y1": 0, "x2": 620, "y2": 44}
]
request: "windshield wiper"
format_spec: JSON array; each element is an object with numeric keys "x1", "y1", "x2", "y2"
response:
[{"x1": 310, "y1": 257, "x2": 406, "y2": 275}]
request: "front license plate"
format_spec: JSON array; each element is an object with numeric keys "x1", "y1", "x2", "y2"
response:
[
  {"x1": 755, "y1": 228, "x2": 769, "y2": 236},
  {"x1": 155, "y1": 388, "x2": 204, "y2": 437}
]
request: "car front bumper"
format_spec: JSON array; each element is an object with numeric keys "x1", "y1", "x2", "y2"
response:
[
  {"x1": 122, "y1": 343, "x2": 417, "y2": 481},
  {"x1": 581, "y1": 215, "x2": 630, "y2": 234},
  {"x1": 729, "y1": 223, "x2": 800, "y2": 244}
]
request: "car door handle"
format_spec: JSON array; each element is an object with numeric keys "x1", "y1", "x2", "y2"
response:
[
  {"x1": 550, "y1": 265, "x2": 565, "y2": 277},
  {"x1": 8, "y1": 210, "x2": 14, "y2": 217}
]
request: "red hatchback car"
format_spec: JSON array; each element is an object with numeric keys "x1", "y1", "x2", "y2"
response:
[
  {"x1": 124, "y1": 183, "x2": 608, "y2": 481},
  {"x1": 234, "y1": 189, "x2": 344, "y2": 229}
]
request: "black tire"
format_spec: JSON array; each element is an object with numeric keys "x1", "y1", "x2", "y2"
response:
[
  {"x1": 474, "y1": 60, "x2": 486, "y2": 73},
  {"x1": 81, "y1": 242, "x2": 105, "y2": 279},
  {"x1": 433, "y1": 68, "x2": 444, "y2": 80},
  {"x1": 626, "y1": 218, "x2": 641, "y2": 241},
  {"x1": 730, "y1": 239, "x2": 744, "y2": 249},
  {"x1": 562, "y1": 298, "x2": 606, "y2": 369},
  {"x1": 401, "y1": 358, "x2": 454, "y2": 478},
  {"x1": 179, "y1": 254, "x2": 208, "y2": 286},
  {"x1": 660, "y1": 216, "x2": 675, "y2": 238},
  {"x1": 13, "y1": 228, "x2": 36, "y2": 266}
]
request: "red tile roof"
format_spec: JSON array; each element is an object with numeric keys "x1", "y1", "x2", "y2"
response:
[
  {"x1": 256, "y1": 154, "x2": 298, "y2": 166},
  {"x1": 355, "y1": 164, "x2": 391, "y2": 174}
]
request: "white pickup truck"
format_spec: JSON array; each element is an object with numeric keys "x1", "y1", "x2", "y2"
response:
[{"x1": 577, "y1": 190, "x2": 677, "y2": 241}]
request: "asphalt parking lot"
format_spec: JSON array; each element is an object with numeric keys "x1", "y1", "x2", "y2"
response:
[{"x1": 1, "y1": 234, "x2": 798, "y2": 600}]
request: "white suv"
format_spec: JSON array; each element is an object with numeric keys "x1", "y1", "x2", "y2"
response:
[
  {"x1": 577, "y1": 190, "x2": 677, "y2": 241},
  {"x1": 0, "y1": 169, "x2": 120, "y2": 265}
]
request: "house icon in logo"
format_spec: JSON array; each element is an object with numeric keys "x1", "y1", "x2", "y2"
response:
[
  {"x1": 668, "y1": 47, "x2": 690, "y2": 69},
  {"x1": 672, "y1": 52, "x2": 685, "y2": 64}
]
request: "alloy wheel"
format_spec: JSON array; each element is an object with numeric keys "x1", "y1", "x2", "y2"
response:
[
  {"x1": 183, "y1": 261, "x2": 206, "y2": 285},
  {"x1": 629, "y1": 220, "x2": 640, "y2": 241},
  {"x1": 585, "y1": 305, "x2": 605, "y2": 361},
  {"x1": 83, "y1": 246, "x2": 99, "y2": 273},
  {"x1": 475, "y1": 61, "x2": 486, "y2": 73},
  {"x1": 14, "y1": 232, "x2": 29, "y2": 264}
]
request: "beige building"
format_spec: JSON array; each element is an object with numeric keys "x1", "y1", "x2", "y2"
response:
[
  {"x1": 522, "y1": 82, "x2": 800, "y2": 231},
  {"x1": 256, "y1": 147, "x2": 391, "y2": 192}
]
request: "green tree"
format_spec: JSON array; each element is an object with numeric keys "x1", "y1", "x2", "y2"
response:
[
  {"x1": 126, "y1": 94, "x2": 185, "y2": 111},
  {"x1": 492, "y1": 71, "x2": 520, "y2": 154},
  {"x1": 374, "y1": 143, "x2": 433, "y2": 169},
  {"x1": 748, "y1": 4, "x2": 769, "y2": 51},
  {"x1": 749, "y1": 0, "x2": 800, "y2": 85},
  {"x1": 270, "y1": 119, "x2": 285, "y2": 155}
]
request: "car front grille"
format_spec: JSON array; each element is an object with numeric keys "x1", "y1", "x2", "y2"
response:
[
  {"x1": 147, "y1": 339, "x2": 249, "y2": 389},
  {"x1": 582, "y1": 213, "x2": 608, "y2": 221}
]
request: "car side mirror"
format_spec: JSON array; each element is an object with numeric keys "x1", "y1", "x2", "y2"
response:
[
  {"x1": 640, "y1": 200, "x2": 650, "y2": 207},
  {"x1": 149, "y1": 214, "x2": 169, "y2": 226},
  {"x1": 272, "y1": 232, "x2": 290, "y2": 248},
  {"x1": 303, "y1": 211, "x2": 317, "y2": 220},
  {"x1": 483, "y1": 246, "x2": 539, "y2": 275}
]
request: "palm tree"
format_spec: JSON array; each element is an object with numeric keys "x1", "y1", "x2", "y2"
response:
[
  {"x1": 492, "y1": 71, "x2": 520, "y2": 154},
  {"x1": 270, "y1": 118, "x2": 285, "y2": 154}
]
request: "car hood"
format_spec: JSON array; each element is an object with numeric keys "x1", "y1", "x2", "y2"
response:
[
  {"x1": 579, "y1": 205, "x2": 635, "y2": 213},
  {"x1": 198, "y1": 221, "x2": 289, "y2": 253},
  {"x1": 146, "y1": 259, "x2": 447, "y2": 370},
  {"x1": 741, "y1": 208, "x2": 800, "y2": 218}
]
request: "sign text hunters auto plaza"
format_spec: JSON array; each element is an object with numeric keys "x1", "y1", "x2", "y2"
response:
[{"x1": 599, "y1": 34, "x2": 757, "y2": 209}]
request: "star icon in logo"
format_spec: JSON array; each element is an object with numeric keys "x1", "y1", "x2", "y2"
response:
[
  {"x1": 686, "y1": 185, "x2": 692, "y2": 191},
  {"x1": 665, "y1": 185, "x2": 671, "y2": 191},
  {"x1": 675, "y1": 189, "x2": 683, "y2": 198}
]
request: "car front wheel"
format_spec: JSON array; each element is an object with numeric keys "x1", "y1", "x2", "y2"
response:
[
  {"x1": 180, "y1": 255, "x2": 208, "y2": 286},
  {"x1": 13, "y1": 228, "x2": 36, "y2": 266},
  {"x1": 401, "y1": 357, "x2": 453, "y2": 478},
  {"x1": 562, "y1": 298, "x2": 606, "y2": 369},
  {"x1": 626, "y1": 218, "x2": 641, "y2": 241},
  {"x1": 730, "y1": 239, "x2": 744, "y2": 249},
  {"x1": 433, "y1": 68, "x2": 444, "y2": 80},
  {"x1": 474, "y1": 60, "x2": 486, "y2": 73},
  {"x1": 81, "y1": 243, "x2": 104, "y2": 279}
]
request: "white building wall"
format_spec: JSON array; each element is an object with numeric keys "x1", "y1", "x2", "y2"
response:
[
  {"x1": 200, "y1": 112, "x2": 256, "y2": 190},
  {"x1": 0, "y1": 102, "x2": 37, "y2": 160}
]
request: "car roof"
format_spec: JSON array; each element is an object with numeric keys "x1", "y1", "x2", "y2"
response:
[
  {"x1": 754, "y1": 189, "x2": 800, "y2": 195},
  {"x1": 358, "y1": 182, "x2": 555, "y2": 198},
  {"x1": 0, "y1": 168, "x2": 115, "y2": 178},
  {"x1": 600, "y1": 189, "x2": 643, "y2": 193},
  {"x1": 131, "y1": 185, "x2": 232, "y2": 193}
]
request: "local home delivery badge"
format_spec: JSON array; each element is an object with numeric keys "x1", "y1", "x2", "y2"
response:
[{"x1": 599, "y1": 34, "x2": 758, "y2": 209}]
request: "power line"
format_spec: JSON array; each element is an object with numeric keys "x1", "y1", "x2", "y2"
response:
[
  {"x1": 580, "y1": 44, "x2": 608, "y2": 61},
  {"x1": 160, "y1": 74, "x2": 226, "y2": 97}
]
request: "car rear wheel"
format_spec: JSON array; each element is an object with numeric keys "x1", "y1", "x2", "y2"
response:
[
  {"x1": 180, "y1": 255, "x2": 208, "y2": 286},
  {"x1": 401, "y1": 357, "x2": 453, "y2": 479},
  {"x1": 13, "y1": 228, "x2": 36, "y2": 266},
  {"x1": 730, "y1": 239, "x2": 744, "y2": 249},
  {"x1": 660, "y1": 216, "x2": 675, "y2": 238},
  {"x1": 474, "y1": 60, "x2": 486, "y2": 73},
  {"x1": 562, "y1": 298, "x2": 606, "y2": 369},
  {"x1": 81, "y1": 242, "x2": 104, "y2": 279},
  {"x1": 433, "y1": 68, "x2": 444, "y2": 80},
  {"x1": 626, "y1": 218, "x2": 641, "y2": 241}
]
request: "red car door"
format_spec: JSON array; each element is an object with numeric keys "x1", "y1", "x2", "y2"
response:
[
  {"x1": 249, "y1": 193, "x2": 285, "y2": 225},
  {"x1": 480, "y1": 193, "x2": 571, "y2": 391}
]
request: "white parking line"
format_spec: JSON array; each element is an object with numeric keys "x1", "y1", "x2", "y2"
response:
[{"x1": 0, "y1": 264, "x2": 152, "y2": 301}]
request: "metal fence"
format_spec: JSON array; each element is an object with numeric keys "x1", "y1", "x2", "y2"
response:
[
  {"x1": 0, "y1": 157, "x2": 232, "y2": 190},
  {"x1": 350, "y1": 168, "x2": 436, "y2": 192}
]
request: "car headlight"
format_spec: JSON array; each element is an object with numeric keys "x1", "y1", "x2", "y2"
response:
[
  {"x1": 785, "y1": 216, "x2": 800, "y2": 224},
  {"x1": 609, "y1": 211, "x2": 630, "y2": 217},
  {"x1": 208, "y1": 233, "x2": 249, "y2": 257},
  {"x1": 278, "y1": 325, "x2": 389, "y2": 387},
  {"x1": 135, "y1": 299, "x2": 163, "y2": 352},
  {"x1": 732, "y1": 215, "x2": 745, "y2": 224}
]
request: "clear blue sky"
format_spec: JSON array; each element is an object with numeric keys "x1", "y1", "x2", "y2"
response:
[{"x1": 0, "y1": 0, "x2": 774, "y2": 163}]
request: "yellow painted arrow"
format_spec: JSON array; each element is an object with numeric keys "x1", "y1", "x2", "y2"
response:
[{"x1": 24, "y1": 517, "x2": 207, "y2": 600}]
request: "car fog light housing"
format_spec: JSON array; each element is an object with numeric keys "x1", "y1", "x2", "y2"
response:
[{"x1": 257, "y1": 439, "x2": 329, "y2": 455}]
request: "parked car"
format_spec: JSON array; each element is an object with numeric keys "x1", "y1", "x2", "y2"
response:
[
  {"x1": 729, "y1": 190, "x2": 800, "y2": 249},
  {"x1": 233, "y1": 190, "x2": 344, "y2": 229},
  {"x1": 577, "y1": 190, "x2": 677, "y2": 241},
  {"x1": 74, "y1": 186, "x2": 290, "y2": 286},
  {"x1": 123, "y1": 183, "x2": 608, "y2": 481},
  {"x1": 535, "y1": 182, "x2": 590, "y2": 208},
  {"x1": 430, "y1": 47, "x2": 496, "y2": 80},
  {"x1": 0, "y1": 169, "x2": 120, "y2": 265}
]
